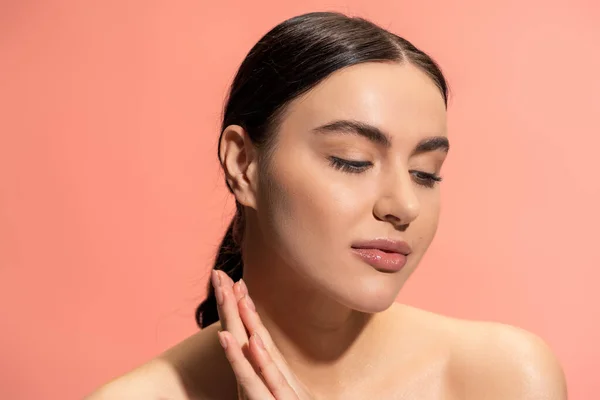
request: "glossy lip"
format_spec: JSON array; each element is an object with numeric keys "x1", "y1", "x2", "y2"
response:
[
  {"x1": 351, "y1": 238, "x2": 412, "y2": 256},
  {"x1": 350, "y1": 238, "x2": 412, "y2": 273}
]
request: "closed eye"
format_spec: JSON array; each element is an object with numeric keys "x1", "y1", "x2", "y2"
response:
[
  {"x1": 410, "y1": 170, "x2": 443, "y2": 188},
  {"x1": 329, "y1": 156, "x2": 372, "y2": 174},
  {"x1": 329, "y1": 156, "x2": 443, "y2": 188}
]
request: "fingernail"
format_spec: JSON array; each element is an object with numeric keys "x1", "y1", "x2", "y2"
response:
[
  {"x1": 211, "y1": 270, "x2": 221, "y2": 288},
  {"x1": 245, "y1": 295, "x2": 256, "y2": 312},
  {"x1": 239, "y1": 279, "x2": 248, "y2": 295},
  {"x1": 253, "y1": 332, "x2": 265, "y2": 350},
  {"x1": 233, "y1": 281, "x2": 242, "y2": 297},
  {"x1": 215, "y1": 285, "x2": 224, "y2": 305},
  {"x1": 218, "y1": 331, "x2": 228, "y2": 350}
]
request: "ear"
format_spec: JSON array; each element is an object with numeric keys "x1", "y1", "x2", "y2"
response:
[{"x1": 219, "y1": 125, "x2": 259, "y2": 209}]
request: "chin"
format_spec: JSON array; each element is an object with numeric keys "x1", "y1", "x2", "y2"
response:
[
  {"x1": 332, "y1": 279, "x2": 402, "y2": 314},
  {"x1": 346, "y1": 296, "x2": 398, "y2": 314}
]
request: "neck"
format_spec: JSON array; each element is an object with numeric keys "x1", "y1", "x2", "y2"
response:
[{"x1": 241, "y1": 236, "x2": 391, "y2": 393}]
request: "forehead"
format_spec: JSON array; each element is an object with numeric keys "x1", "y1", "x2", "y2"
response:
[{"x1": 282, "y1": 62, "x2": 447, "y2": 140}]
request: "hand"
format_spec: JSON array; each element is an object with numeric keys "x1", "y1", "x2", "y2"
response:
[{"x1": 211, "y1": 270, "x2": 314, "y2": 400}]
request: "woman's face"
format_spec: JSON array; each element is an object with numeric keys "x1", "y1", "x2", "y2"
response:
[{"x1": 252, "y1": 62, "x2": 448, "y2": 313}]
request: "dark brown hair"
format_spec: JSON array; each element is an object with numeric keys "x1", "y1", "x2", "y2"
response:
[{"x1": 196, "y1": 11, "x2": 448, "y2": 328}]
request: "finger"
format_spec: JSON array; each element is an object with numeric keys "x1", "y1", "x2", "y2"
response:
[
  {"x1": 237, "y1": 290, "x2": 286, "y2": 366},
  {"x1": 249, "y1": 332, "x2": 298, "y2": 399},
  {"x1": 218, "y1": 331, "x2": 274, "y2": 400},
  {"x1": 219, "y1": 271, "x2": 245, "y2": 303},
  {"x1": 237, "y1": 291, "x2": 302, "y2": 392},
  {"x1": 212, "y1": 271, "x2": 248, "y2": 347},
  {"x1": 220, "y1": 273, "x2": 251, "y2": 342}
]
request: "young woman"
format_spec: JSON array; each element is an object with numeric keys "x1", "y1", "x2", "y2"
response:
[{"x1": 87, "y1": 12, "x2": 567, "y2": 400}]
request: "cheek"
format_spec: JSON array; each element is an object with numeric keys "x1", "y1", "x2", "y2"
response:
[
  {"x1": 257, "y1": 154, "x2": 371, "y2": 265},
  {"x1": 262, "y1": 167, "x2": 340, "y2": 241},
  {"x1": 412, "y1": 191, "x2": 442, "y2": 249}
]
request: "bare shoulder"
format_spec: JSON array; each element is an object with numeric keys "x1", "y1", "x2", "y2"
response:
[
  {"x1": 392, "y1": 305, "x2": 566, "y2": 399},
  {"x1": 83, "y1": 358, "x2": 190, "y2": 400},
  {"x1": 84, "y1": 322, "x2": 235, "y2": 400},
  {"x1": 447, "y1": 316, "x2": 568, "y2": 399}
]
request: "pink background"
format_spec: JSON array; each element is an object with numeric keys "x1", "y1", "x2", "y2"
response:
[{"x1": 1, "y1": 1, "x2": 598, "y2": 398}]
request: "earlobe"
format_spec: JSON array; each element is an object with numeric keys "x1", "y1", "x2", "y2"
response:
[{"x1": 219, "y1": 125, "x2": 258, "y2": 209}]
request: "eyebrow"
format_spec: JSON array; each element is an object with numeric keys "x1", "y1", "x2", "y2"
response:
[
  {"x1": 413, "y1": 136, "x2": 450, "y2": 155},
  {"x1": 312, "y1": 119, "x2": 392, "y2": 147},
  {"x1": 311, "y1": 119, "x2": 450, "y2": 154}
]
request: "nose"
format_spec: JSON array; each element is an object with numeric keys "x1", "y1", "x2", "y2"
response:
[{"x1": 373, "y1": 171, "x2": 420, "y2": 228}]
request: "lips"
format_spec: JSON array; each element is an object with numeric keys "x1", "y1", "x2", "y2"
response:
[
  {"x1": 351, "y1": 238, "x2": 412, "y2": 255},
  {"x1": 351, "y1": 238, "x2": 412, "y2": 273}
]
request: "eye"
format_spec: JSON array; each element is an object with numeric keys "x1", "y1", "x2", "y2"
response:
[
  {"x1": 329, "y1": 156, "x2": 372, "y2": 174},
  {"x1": 410, "y1": 170, "x2": 443, "y2": 188}
]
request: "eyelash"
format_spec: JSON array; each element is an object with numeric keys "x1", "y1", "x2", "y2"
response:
[
  {"x1": 411, "y1": 171, "x2": 443, "y2": 188},
  {"x1": 329, "y1": 156, "x2": 372, "y2": 173},
  {"x1": 328, "y1": 157, "x2": 443, "y2": 188}
]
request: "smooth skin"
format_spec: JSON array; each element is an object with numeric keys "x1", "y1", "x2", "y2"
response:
[
  {"x1": 212, "y1": 270, "x2": 313, "y2": 399},
  {"x1": 86, "y1": 62, "x2": 567, "y2": 399}
]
